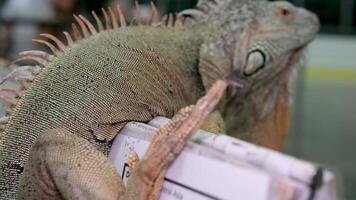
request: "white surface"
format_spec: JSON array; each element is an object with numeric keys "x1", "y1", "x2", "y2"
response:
[
  {"x1": 109, "y1": 118, "x2": 338, "y2": 200},
  {"x1": 109, "y1": 121, "x2": 273, "y2": 200}
]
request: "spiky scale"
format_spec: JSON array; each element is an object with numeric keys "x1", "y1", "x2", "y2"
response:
[
  {"x1": 12, "y1": 56, "x2": 48, "y2": 67},
  {"x1": 0, "y1": 87, "x2": 21, "y2": 96},
  {"x1": 74, "y1": 15, "x2": 91, "y2": 38},
  {"x1": 0, "y1": 96, "x2": 17, "y2": 106},
  {"x1": 135, "y1": 0, "x2": 143, "y2": 25},
  {"x1": 71, "y1": 23, "x2": 82, "y2": 40},
  {"x1": 63, "y1": 31, "x2": 74, "y2": 45},
  {"x1": 0, "y1": 66, "x2": 41, "y2": 85},
  {"x1": 108, "y1": 7, "x2": 119, "y2": 29},
  {"x1": 79, "y1": 15, "x2": 98, "y2": 35},
  {"x1": 39, "y1": 33, "x2": 66, "y2": 51},
  {"x1": 148, "y1": 2, "x2": 159, "y2": 25},
  {"x1": 117, "y1": 5, "x2": 127, "y2": 28},
  {"x1": 32, "y1": 39, "x2": 60, "y2": 55},
  {"x1": 92, "y1": 11, "x2": 105, "y2": 32},
  {"x1": 19, "y1": 50, "x2": 54, "y2": 61},
  {"x1": 102, "y1": 8, "x2": 112, "y2": 30}
]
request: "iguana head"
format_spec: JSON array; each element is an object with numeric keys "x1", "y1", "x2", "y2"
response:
[
  {"x1": 182, "y1": 0, "x2": 319, "y2": 149},
  {"x1": 183, "y1": 0, "x2": 319, "y2": 85},
  {"x1": 238, "y1": 1, "x2": 319, "y2": 79}
]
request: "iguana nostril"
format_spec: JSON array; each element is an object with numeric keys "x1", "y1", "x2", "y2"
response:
[{"x1": 281, "y1": 8, "x2": 291, "y2": 16}]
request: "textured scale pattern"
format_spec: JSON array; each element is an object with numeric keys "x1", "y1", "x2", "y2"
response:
[{"x1": 0, "y1": 26, "x2": 204, "y2": 198}]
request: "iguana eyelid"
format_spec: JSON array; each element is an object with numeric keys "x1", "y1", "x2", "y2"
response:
[{"x1": 243, "y1": 50, "x2": 266, "y2": 76}]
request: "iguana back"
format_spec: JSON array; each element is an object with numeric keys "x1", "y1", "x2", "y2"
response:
[{"x1": 0, "y1": 25, "x2": 204, "y2": 198}]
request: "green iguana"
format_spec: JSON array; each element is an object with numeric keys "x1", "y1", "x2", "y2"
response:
[{"x1": 0, "y1": 0, "x2": 318, "y2": 199}]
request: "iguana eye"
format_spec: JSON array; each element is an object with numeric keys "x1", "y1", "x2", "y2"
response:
[{"x1": 244, "y1": 50, "x2": 266, "y2": 76}]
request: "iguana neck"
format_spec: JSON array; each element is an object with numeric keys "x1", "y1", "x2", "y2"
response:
[{"x1": 224, "y1": 69, "x2": 293, "y2": 150}]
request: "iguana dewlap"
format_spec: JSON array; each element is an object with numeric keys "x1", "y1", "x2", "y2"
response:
[{"x1": 0, "y1": 0, "x2": 318, "y2": 199}]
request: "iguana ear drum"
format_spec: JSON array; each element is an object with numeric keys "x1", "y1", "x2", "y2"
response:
[{"x1": 244, "y1": 50, "x2": 266, "y2": 76}]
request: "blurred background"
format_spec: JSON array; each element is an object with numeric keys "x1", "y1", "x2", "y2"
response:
[{"x1": 0, "y1": 0, "x2": 355, "y2": 199}]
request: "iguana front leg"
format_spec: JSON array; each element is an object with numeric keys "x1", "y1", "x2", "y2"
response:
[
  {"x1": 18, "y1": 80, "x2": 230, "y2": 200},
  {"x1": 18, "y1": 129, "x2": 124, "y2": 200}
]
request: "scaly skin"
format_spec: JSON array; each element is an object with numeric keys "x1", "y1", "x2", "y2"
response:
[
  {"x1": 0, "y1": 0, "x2": 319, "y2": 199},
  {"x1": 0, "y1": 26, "x2": 205, "y2": 199}
]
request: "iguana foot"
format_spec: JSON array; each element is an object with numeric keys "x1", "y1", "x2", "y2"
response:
[
  {"x1": 128, "y1": 150, "x2": 139, "y2": 170},
  {"x1": 123, "y1": 80, "x2": 229, "y2": 200}
]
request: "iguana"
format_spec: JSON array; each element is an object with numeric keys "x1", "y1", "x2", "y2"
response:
[{"x1": 0, "y1": 0, "x2": 318, "y2": 199}]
